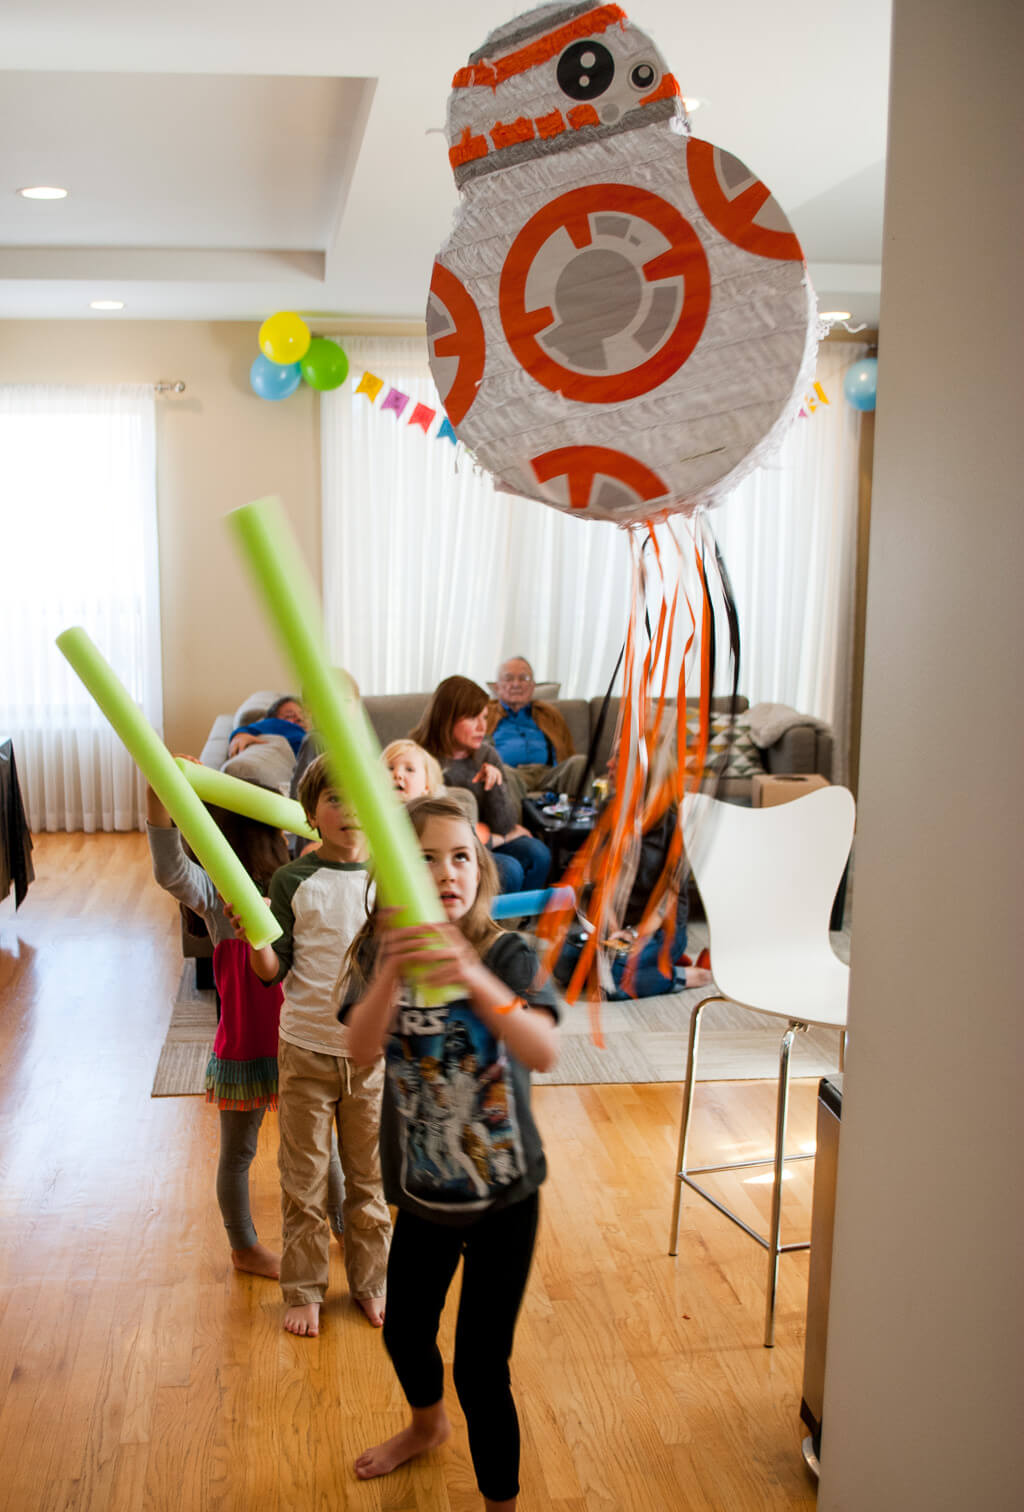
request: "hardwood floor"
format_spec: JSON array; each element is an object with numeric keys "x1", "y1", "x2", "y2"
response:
[{"x1": 0, "y1": 834, "x2": 820, "y2": 1511}]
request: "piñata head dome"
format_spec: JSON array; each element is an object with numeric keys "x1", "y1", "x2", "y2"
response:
[{"x1": 428, "y1": 2, "x2": 817, "y2": 524}]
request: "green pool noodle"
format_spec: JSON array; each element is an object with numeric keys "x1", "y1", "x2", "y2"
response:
[
  {"x1": 55, "y1": 627, "x2": 282, "y2": 950},
  {"x1": 228, "y1": 497, "x2": 455, "y2": 1000},
  {"x1": 176, "y1": 760, "x2": 319, "y2": 843}
]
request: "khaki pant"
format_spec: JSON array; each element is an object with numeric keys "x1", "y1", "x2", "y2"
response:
[
  {"x1": 505, "y1": 754, "x2": 588, "y2": 803},
  {"x1": 277, "y1": 1040, "x2": 391, "y2": 1307}
]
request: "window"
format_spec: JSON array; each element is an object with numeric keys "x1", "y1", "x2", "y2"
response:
[{"x1": 0, "y1": 385, "x2": 162, "y2": 830}]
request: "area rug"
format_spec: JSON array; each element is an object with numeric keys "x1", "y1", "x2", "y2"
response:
[
  {"x1": 151, "y1": 920, "x2": 849, "y2": 1095},
  {"x1": 150, "y1": 965, "x2": 219, "y2": 1097}
]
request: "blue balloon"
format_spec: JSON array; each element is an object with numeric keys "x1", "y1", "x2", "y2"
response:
[
  {"x1": 843, "y1": 357, "x2": 878, "y2": 411},
  {"x1": 249, "y1": 353, "x2": 301, "y2": 401}
]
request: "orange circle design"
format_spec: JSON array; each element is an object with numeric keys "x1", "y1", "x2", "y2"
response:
[
  {"x1": 531, "y1": 445, "x2": 669, "y2": 512},
  {"x1": 499, "y1": 184, "x2": 711, "y2": 405},
  {"x1": 686, "y1": 138, "x2": 803, "y2": 262},
  {"x1": 428, "y1": 263, "x2": 486, "y2": 427}
]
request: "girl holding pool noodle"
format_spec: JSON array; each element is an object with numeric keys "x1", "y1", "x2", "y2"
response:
[
  {"x1": 338, "y1": 795, "x2": 559, "y2": 1509},
  {"x1": 146, "y1": 777, "x2": 345, "y2": 1276}
]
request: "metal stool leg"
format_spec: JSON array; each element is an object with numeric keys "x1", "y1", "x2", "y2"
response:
[
  {"x1": 669, "y1": 995, "x2": 724, "y2": 1255},
  {"x1": 763, "y1": 1021, "x2": 805, "y2": 1347}
]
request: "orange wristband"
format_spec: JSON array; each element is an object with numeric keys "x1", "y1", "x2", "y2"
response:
[{"x1": 494, "y1": 996, "x2": 523, "y2": 1016}]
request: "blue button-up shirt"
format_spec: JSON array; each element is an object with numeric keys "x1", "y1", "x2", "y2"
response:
[{"x1": 491, "y1": 704, "x2": 552, "y2": 767}]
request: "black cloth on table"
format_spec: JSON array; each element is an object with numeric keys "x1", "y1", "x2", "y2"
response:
[{"x1": 0, "y1": 737, "x2": 35, "y2": 908}]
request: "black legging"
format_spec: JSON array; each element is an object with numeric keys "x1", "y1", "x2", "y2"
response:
[{"x1": 382, "y1": 1192, "x2": 539, "y2": 1502}]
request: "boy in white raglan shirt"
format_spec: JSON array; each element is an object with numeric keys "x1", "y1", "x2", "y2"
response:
[{"x1": 244, "y1": 753, "x2": 390, "y2": 1337}]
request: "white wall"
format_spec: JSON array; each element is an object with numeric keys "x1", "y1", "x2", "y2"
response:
[{"x1": 819, "y1": 3, "x2": 1023, "y2": 1507}]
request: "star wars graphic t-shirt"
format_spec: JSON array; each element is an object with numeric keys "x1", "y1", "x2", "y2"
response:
[{"x1": 342, "y1": 932, "x2": 558, "y2": 1226}]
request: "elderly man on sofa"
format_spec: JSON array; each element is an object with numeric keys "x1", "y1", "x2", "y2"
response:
[{"x1": 485, "y1": 656, "x2": 588, "y2": 801}]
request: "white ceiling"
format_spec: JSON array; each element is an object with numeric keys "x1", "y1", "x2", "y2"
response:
[{"x1": 0, "y1": 0, "x2": 892, "y2": 326}]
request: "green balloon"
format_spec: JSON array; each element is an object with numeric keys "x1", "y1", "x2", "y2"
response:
[{"x1": 300, "y1": 338, "x2": 349, "y2": 391}]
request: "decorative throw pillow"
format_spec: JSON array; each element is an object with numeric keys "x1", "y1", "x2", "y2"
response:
[
  {"x1": 220, "y1": 734, "x2": 296, "y2": 795},
  {"x1": 686, "y1": 711, "x2": 765, "y2": 778},
  {"x1": 486, "y1": 680, "x2": 561, "y2": 701},
  {"x1": 232, "y1": 690, "x2": 282, "y2": 727}
]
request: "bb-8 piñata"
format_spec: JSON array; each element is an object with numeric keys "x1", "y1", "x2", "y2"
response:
[
  {"x1": 427, "y1": 2, "x2": 819, "y2": 1009},
  {"x1": 427, "y1": 0, "x2": 817, "y2": 524}
]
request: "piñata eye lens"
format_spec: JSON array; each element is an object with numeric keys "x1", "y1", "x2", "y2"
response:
[
  {"x1": 557, "y1": 40, "x2": 615, "y2": 101},
  {"x1": 630, "y1": 62, "x2": 657, "y2": 90}
]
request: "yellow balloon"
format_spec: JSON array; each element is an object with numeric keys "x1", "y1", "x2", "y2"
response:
[{"x1": 258, "y1": 311, "x2": 311, "y2": 365}]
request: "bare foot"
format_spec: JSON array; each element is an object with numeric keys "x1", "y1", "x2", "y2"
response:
[
  {"x1": 231, "y1": 1242, "x2": 280, "y2": 1279},
  {"x1": 354, "y1": 1408, "x2": 450, "y2": 1480},
  {"x1": 283, "y1": 1302, "x2": 321, "y2": 1337},
  {"x1": 681, "y1": 966, "x2": 714, "y2": 988},
  {"x1": 356, "y1": 1295, "x2": 385, "y2": 1327}
]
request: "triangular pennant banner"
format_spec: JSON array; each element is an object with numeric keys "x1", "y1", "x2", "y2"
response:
[
  {"x1": 381, "y1": 387, "x2": 410, "y2": 419},
  {"x1": 408, "y1": 402, "x2": 436, "y2": 433},
  {"x1": 437, "y1": 416, "x2": 458, "y2": 445},
  {"x1": 355, "y1": 371, "x2": 384, "y2": 401}
]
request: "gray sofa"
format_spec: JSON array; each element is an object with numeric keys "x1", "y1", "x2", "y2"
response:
[
  {"x1": 186, "y1": 687, "x2": 832, "y2": 979},
  {"x1": 201, "y1": 692, "x2": 828, "y2": 792},
  {"x1": 199, "y1": 689, "x2": 833, "y2": 803},
  {"x1": 365, "y1": 691, "x2": 832, "y2": 802}
]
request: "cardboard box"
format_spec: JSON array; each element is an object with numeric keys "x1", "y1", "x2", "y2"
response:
[{"x1": 752, "y1": 773, "x2": 830, "y2": 808}]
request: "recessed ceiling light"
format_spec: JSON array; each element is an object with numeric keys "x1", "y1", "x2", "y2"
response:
[
  {"x1": 18, "y1": 185, "x2": 68, "y2": 200},
  {"x1": 820, "y1": 310, "x2": 853, "y2": 322},
  {"x1": 90, "y1": 300, "x2": 125, "y2": 311}
]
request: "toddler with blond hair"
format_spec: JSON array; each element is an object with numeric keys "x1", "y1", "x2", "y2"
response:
[{"x1": 383, "y1": 738, "x2": 478, "y2": 829}]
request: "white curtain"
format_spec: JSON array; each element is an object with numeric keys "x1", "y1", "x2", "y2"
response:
[
  {"x1": 708, "y1": 341, "x2": 868, "y2": 780},
  {"x1": 0, "y1": 384, "x2": 162, "y2": 831},
  {"x1": 323, "y1": 337, "x2": 632, "y2": 700},
  {"x1": 322, "y1": 337, "x2": 866, "y2": 773}
]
